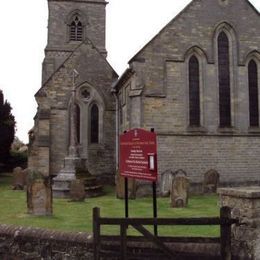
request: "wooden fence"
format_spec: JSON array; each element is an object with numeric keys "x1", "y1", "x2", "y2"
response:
[{"x1": 93, "y1": 206, "x2": 238, "y2": 260}]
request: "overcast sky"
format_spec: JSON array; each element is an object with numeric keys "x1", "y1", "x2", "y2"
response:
[{"x1": 0, "y1": 0, "x2": 259, "y2": 143}]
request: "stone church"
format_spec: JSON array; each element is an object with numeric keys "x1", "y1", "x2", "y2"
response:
[
  {"x1": 28, "y1": 0, "x2": 118, "y2": 196},
  {"x1": 113, "y1": 0, "x2": 260, "y2": 190},
  {"x1": 29, "y1": 0, "x2": 259, "y2": 195}
]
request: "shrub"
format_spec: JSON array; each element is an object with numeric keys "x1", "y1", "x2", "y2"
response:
[{"x1": 0, "y1": 90, "x2": 15, "y2": 165}]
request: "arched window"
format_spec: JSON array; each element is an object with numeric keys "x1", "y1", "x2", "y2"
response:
[
  {"x1": 218, "y1": 31, "x2": 231, "y2": 127},
  {"x1": 76, "y1": 104, "x2": 81, "y2": 143},
  {"x1": 248, "y1": 60, "x2": 259, "y2": 127},
  {"x1": 70, "y1": 15, "x2": 83, "y2": 41},
  {"x1": 90, "y1": 104, "x2": 99, "y2": 143},
  {"x1": 189, "y1": 55, "x2": 200, "y2": 126}
]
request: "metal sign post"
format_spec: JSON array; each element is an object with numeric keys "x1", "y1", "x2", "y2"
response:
[
  {"x1": 124, "y1": 177, "x2": 129, "y2": 219},
  {"x1": 120, "y1": 128, "x2": 158, "y2": 236}
]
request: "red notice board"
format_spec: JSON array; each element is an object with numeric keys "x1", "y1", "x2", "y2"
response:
[{"x1": 120, "y1": 128, "x2": 158, "y2": 182}]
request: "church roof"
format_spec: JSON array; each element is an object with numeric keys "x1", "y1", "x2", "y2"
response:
[
  {"x1": 128, "y1": 0, "x2": 259, "y2": 64},
  {"x1": 35, "y1": 38, "x2": 118, "y2": 98},
  {"x1": 111, "y1": 68, "x2": 134, "y2": 93},
  {"x1": 48, "y1": 0, "x2": 107, "y2": 4}
]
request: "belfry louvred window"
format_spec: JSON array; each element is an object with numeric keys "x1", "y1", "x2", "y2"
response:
[
  {"x1": 218, "y1": 32, "x2": 231, "y2": 127},
  {"x1": 90, "y1": 104, "x2": 99, "y2": 143},
  {"x1": 248, "y1": 60, "x2": 259, "y2": 127},
  {"x1": 70, "y1": 16, "x2": 83, "y2": 41},
  {"x1": 189, "y1": 55, "x2": 200, "y2": 126}
]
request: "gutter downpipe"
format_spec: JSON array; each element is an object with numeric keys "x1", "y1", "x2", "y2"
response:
[{"x1": 112, "y1": 90, "x2": 119, "y2": 173}]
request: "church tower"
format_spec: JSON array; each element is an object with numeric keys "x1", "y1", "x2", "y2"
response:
[
  {"x1": 29, "y1": 0, "x2": 118, "y2": 197},
  {"x1": 43, "y1": 0, "x2": 108, "y2": 83}
]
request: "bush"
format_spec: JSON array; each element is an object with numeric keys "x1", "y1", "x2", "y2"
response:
[
  {"x1": 0, "y1": 90, "x2": 15, "y2": 165},
  {"x1": 2, "y1": 151, "x2": 28, "y2": 172}
]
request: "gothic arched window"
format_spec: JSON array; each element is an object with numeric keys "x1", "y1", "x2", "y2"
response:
[
  {"x1": 70, "y1": 15, "x2": 83, "y2": 41},
  {"x1": 218, "y1": 31, "x2": 231, "y2": 127},
  {"x1": 189, "y1": 55, "x2": 200, "y2": 126},
  {"x1": 248, "y1": 60, "x2": 259, "y2": 127},
  {"x1": 90, "y1": 104, "x2": 99, "y2": 143},
  {"x1": 76, "y1": 104, "x2": 81, "y2": 143}
]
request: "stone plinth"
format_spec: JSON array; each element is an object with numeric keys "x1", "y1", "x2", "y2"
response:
[
  {"x1": 218, "y1": 187, "x2": 260, "y2": 260},
  {"x1": 52, "y1": 156, "x2": 81, "y2": 198}
]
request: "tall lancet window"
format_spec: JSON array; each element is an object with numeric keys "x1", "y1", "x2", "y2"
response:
[
  {"x1": 70, "y1": 15, "x2": 83, "y2": 41},
  {"x1": 248, "y1": 60, "x2": 259, "y2": 127},
  {"x1": 218, "y1": 32, "x2": 231, "y2": 127},
  {"x1": 90, "y1": 104, "x2": 99, "y2": 143},
  {"x1": 76, "y1": 104, "x2": 81, "y2": 143},
  {"x1": 189, "y1": 55, "x2": 200, "y2": 126}
]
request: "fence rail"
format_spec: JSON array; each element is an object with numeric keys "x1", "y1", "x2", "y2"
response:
[{"x1": 93, "y1": 206, "x2": 238, "y2": 260}]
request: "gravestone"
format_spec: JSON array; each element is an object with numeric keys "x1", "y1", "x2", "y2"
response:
[
  {"x1": 203, "y1": 169, "x2": 220, "y2": 194},
  {"x1": 116, "y1": 174, "x2": 136, "y2": 199},
  {"x1": 27, "y1": 171, "x2": 52, "y2": 216},
  {"x1": 173, "y1": 169, "x2": 187, "y2": 177},
  {"x1": 70, "y1": 180, "x2": 86, "y2": 202},
  {"x1": 160, "y1": 169, "x2": 174, "y2": 197},
  {"x1": 12, "y1": 167, "x2": 26, "y2": 190},
  {"x1": 135, "y1": 182, "x2": 153, "y2": 197},
  {"x1": 160, "y1": 169, "x2": 187, "y2": 197},
  {"x1": 171, "y1": 175, "x2": 189, "y2": 208}
]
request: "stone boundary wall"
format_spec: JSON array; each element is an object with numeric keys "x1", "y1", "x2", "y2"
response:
[
  {"x1": 0, "y1": 224, "x2": 221, "y2": 259},
  {"x1": 219, "y1": 187, "x2": 260, "y2": 260},
  {"x1": 0, "y1": 224, "x2": 93, "y2": 259}
]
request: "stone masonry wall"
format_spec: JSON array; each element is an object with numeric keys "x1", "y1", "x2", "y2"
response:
[
  {"x1": 131, "y1": 0, "x2": 259, "y2": 96},
  {"x1": 0, "y1": 224, "x2": 222, "y2": 259},
  {"x1": 219, "y1": 187, "x2": 260, "y2": 260},
  {"x1": 34, "y1": 42, "x2": 117, "y2": 179},
  {"x1": 0, "y1": 225, "x2": 93, "y2": 260},
  {"x1": 157, "y1": 134, "x2": 260, "y2": 184}
]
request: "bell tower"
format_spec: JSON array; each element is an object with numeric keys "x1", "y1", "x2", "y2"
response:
[{"x1": 43, "y1": 0, "x2": 107, "y2": 83}]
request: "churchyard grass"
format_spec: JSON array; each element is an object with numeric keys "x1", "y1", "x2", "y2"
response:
[{"x1": 0, "y1": 173, "x2": 219, "y2": 237}]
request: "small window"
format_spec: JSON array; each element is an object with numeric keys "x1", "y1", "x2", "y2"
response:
[
  {"x1": 248, "y1": 60, "x2": 259, "y2": 127},
  {"x1": 70, "y1": 16, "x2": 83, "y2": 41},
  {"x1": 218, "y1": 31, "x2": 231, "y2": 127},
  {"x1": 189, "y1": 55, "x2": 200, "y2": 126},
  {"x1": 90, "y1": 104, "x2": 99, "y2": 143}
]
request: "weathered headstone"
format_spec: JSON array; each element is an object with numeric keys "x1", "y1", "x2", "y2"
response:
[
  {"x1": 27, "y1": 171, "x2": 52, "y2": 216},
  {"x1": 203, "y1": 169, "x2": 220, "y2": 194},
  {"x1": 160, "y1": 169, "x2": 174, "y2": 197},
  {"x1": 171, "y1": 175, "x2": 189, "y2": 208},
  {"x1": 173, "y1": 169, "x2": 187, "y2": 177},
  {"x1": 116, "y1": 174, "x2": 136, "y2": 199},
  {"x1": 136, "y1": 182, "x2": 153, "y2": 197},
  {"x1": 12, "y1": 167, "x2": 26, "y2": 190},
  {"x1": 69, "y1": 180, "x2": 86, "y2": 202},
  {"x1": 160, "y1": 169, "x2": 187, "y2": 197}
]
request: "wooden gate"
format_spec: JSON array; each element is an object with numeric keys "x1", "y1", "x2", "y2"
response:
[{"x1": 93, "y1": 207, "x2": 238, "y2": 260}]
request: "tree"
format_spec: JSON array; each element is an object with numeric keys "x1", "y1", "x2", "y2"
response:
[{"x1": 0, "y1": 89, "x2": 15, "y2": 163}]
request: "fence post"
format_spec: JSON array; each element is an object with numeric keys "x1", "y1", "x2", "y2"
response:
[
  {"x1": 220, "y1": 206, "x2": 232, "y2": 260},
  {"x1": 93, "y1": 207, "x2": 101, "y2": 260},
  {"x1": 120, "y1": 223, "x2": 127, "y2": 260}
]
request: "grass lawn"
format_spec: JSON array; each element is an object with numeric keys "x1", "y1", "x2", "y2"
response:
[{"x1": 0, "y1": 173, "x2": 220, "y2": 237}]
